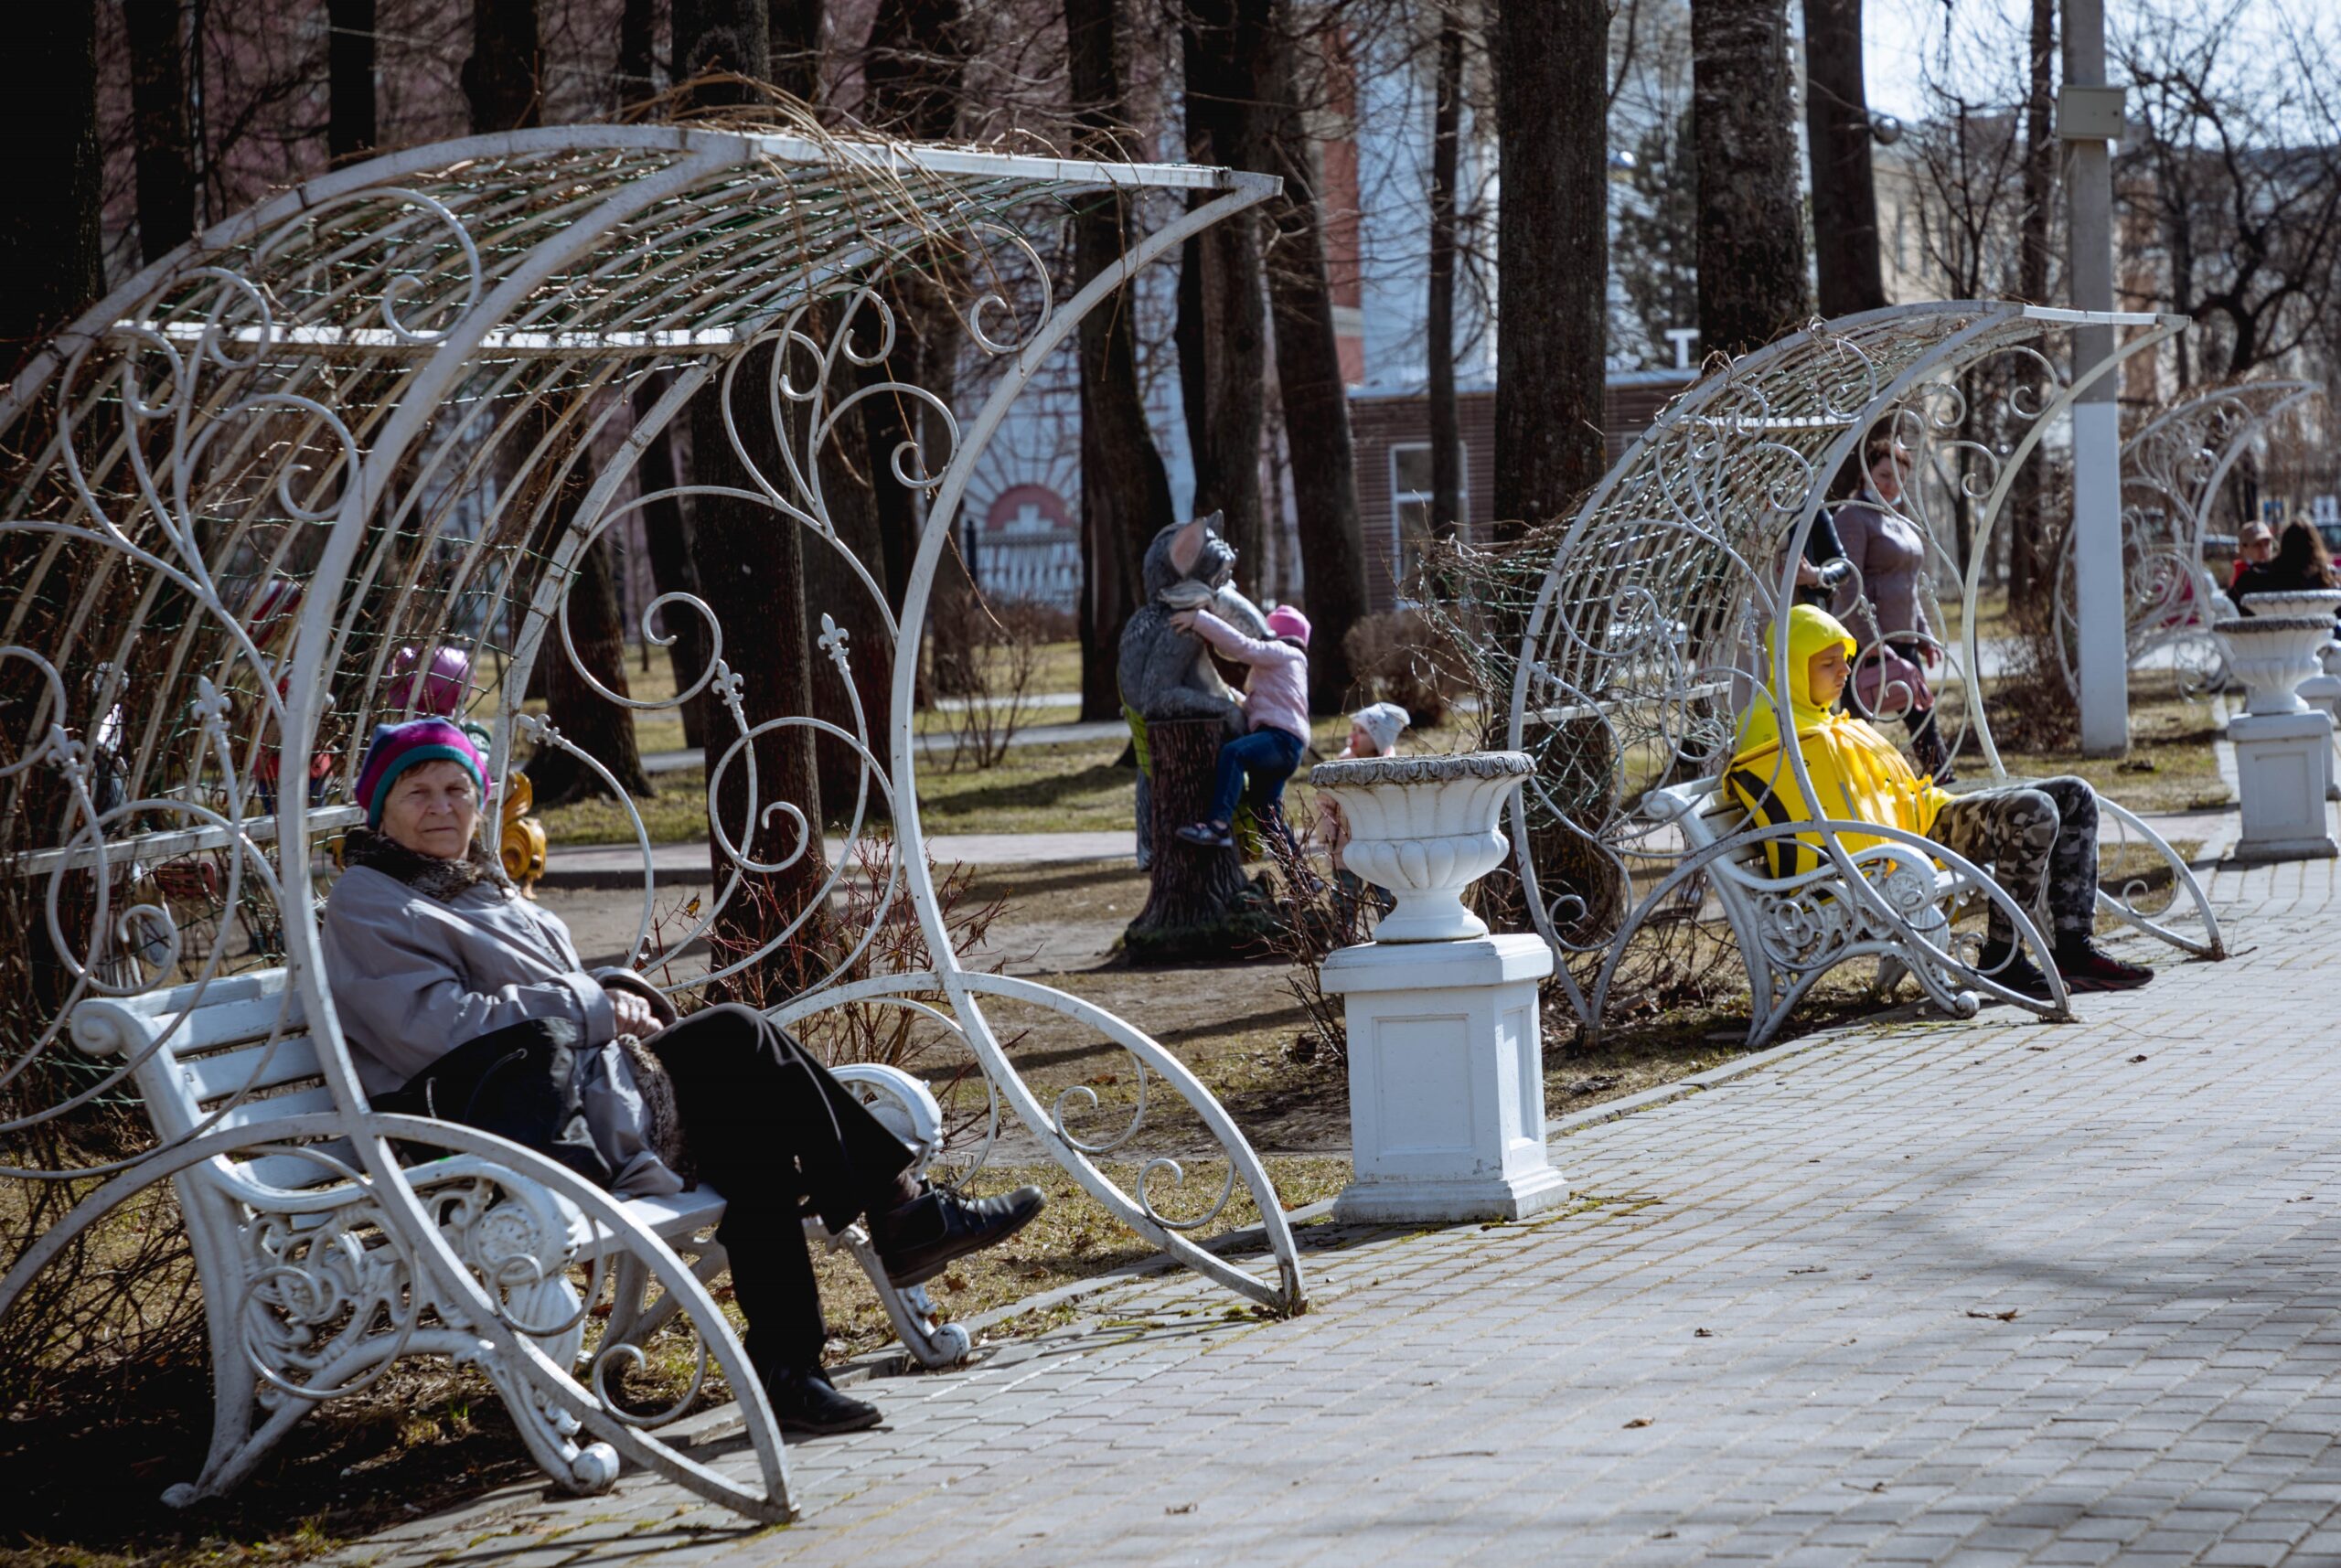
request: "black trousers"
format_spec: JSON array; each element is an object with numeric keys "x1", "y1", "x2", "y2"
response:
[
  {"x1": 389, "y1": 1005, "x2": 913, "y2": 1377},
  {"x1": 648, "y1": 1005, "x2": 914, "y2": 1375}
]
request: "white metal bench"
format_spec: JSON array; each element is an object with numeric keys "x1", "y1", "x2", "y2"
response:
[
  {"x1": 1619, "y1": 776, "x2": 2070, "y2": 1047},
  {"x1": 69, "y1": 966, "x2": 972, "y2": 1509}
]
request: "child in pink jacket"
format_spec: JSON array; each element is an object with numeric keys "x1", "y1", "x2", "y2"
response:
[{"x1": 1168, "y1": 603, "x2": 1313, "y2": 850}]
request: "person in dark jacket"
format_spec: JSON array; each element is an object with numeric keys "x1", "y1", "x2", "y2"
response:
[
  {"x1": 322, "y1": 719, "x2": 1042, "y2": 1435},
  {"x1": 2229, "y1": 519, "x2": 2336, "y2": 612}
]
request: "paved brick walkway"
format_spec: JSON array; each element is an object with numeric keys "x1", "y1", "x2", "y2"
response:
[{"x1": 337, "y1": 855, "x2": 2341, "y2": 1568}]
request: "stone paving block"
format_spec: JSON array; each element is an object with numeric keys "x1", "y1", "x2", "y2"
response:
[{"x1": 312, "y1": 868, "x2": 2341, "y2": 1567}]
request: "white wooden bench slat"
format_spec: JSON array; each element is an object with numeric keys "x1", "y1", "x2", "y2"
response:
[
  {"x1": 69, "y1": 963, "x2": 977, "y2": 1515},
  {"x1": 178, "y1": 1036, "x2": 327, "y2": 1103},
  {"x1": 209, "y1": 1083, "x2": 342, "y2": 1133}
]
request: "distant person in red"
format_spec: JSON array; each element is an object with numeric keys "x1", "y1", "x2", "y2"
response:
[{"x1": 2229, "y1": 521, "x2": 2275, "y2": 589}]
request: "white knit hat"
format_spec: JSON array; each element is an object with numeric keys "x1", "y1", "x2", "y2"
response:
[{"x1": 1351, "y1": 701, "x2": 1411, "y2": 753}]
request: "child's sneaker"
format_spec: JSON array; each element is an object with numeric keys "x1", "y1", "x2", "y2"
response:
[{"x1": 1174, "y1": 820, "x2": 1234, "y2": 849}]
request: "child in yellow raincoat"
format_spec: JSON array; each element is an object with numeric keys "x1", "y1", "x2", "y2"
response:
[{"x1": 1725, "y1": 604, "x2": 2153, "y2": 999}]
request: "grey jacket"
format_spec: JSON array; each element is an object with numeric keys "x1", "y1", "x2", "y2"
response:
[
  {"x1": 320, "y1": 859, "x2": 685, "y2": 1197},
  {"x1": 1828, "y1": 494, "x2": 1935, "y2": 649}
]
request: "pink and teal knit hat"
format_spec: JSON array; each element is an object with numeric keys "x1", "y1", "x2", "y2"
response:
[{"x1": 353, "y1": 719, "x2": 491, "y2": 828}]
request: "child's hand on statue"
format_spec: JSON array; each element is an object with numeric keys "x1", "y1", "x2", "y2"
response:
[{"x1": 1167, "y1": 609, "x2": 1198, "y2": 633}]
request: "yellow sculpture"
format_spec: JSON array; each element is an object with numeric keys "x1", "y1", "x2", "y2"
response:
[{"x1": 500, "y1": 770, "x2": 549, "y2": 897}]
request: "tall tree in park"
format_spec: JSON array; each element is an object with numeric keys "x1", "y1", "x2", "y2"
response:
[
  {"x1": 472, "y1": 0, "x2": 656, "y2": 805},
  {"x1": 670, "y1": 0, "x2": 836, "y2": 982},
  {"x1": 1615, "y1": 107, "x2": 1700, "y2": 365},
  {"x1": 2008, "y1": 0, "x2": 2058, "y2": 604},
  {"x1": 1248, "y1": 0, "x2": 1370, "y2": 708},
  {"x1": 0, "y1": 5, "x2": 102, "y2": 363},
  {"x1": 328, "y1": 0, "x2": 379, "y2": 163},
  {"x1": 1177, "y1": 0, "x2": 1270, "y2": 580},
  {"x1": 858, "y1": 0, "x2": 972, "y2": 678},
  {"x1": 463, "y1": 0, "x2": 543, "y2": 132},
  {"x1": 1426, "y1": 9, "x2": 1467, "y2": 542},
  {"x1": 1492, "y1": 0, "x2": 1610, "y2": 538},
  {"x1": 1692, "y1": 0, "x2": 1809, "y2": 356},
  {"x1": 613, "y1": 0, "x2": 703, "y2": 741},
  {"x1": 1067, "y1": 0, "x2": 1177, "y2": 721},
  {"x1": 126, "y1": 0, "x2": 196, "y2": 262},
  {"x1": 1801, "y1": 0, "x2": 1886, "y2": 317}
]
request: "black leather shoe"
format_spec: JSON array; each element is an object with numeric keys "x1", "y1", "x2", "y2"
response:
[
  {"x1": 764, "y1": 1365, "x2": 882, "y2": 1436},
  {"x1": 871, "y1": 1185, "x2": 1046, "y2": 1288}
]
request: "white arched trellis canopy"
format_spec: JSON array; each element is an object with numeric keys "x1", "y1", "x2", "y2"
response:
[
  {"x1": 1502, "y1": 303, "x2": 2225, "y2": 1045},
  {"x1": 0, "y1": 123, "x2": 1302, "y2": 1520},
  {"x1": 2054, "y1": 378, "x2": 2327, "y2": 697}
]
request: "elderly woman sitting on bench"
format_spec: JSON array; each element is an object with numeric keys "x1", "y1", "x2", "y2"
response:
[
  {"x1": 1726, "y1": 605, "x2": 2153, "y2": 999},
  {"x1": 321, "y1": 719, "x2": 1043, "y2": 1435}
]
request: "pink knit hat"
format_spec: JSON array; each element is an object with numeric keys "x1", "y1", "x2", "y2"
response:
[
  {"x1": 1266, "y1": 604, "x2": 1311, "y2": 645},
  {"x1": 354, "y1": 718, "x2": 491, "y2": 828}
]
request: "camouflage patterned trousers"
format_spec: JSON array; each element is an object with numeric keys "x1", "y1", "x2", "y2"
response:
[{"x1": 1924, "y1": 774, "x2": 2099, "y2": 946}]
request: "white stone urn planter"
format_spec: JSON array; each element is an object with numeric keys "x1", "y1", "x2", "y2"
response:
[
  {"x1": 2212, "y1": 614, "x2": 2341, "y2": 861},
  {"x1": 1309, "y1": 750, "x2": 1568, "y2": 1223},
  {"x1": 1307, "y1": 750, "x2": 1535, "y2": 942},
  {"x1": 2212, "y1": 614, "x2": 2335, "y2": 715}
]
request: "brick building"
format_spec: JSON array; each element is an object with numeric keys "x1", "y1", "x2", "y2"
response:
[{"x1": 1346, "y1": 369, "x2": 1696, "y2": 612}]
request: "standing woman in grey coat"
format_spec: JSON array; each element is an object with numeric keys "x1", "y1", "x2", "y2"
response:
[
  {"x1": 321, "y1": 719, "x2": 1042, "y2": 1435},
  {"x1": 1802, "y1": 428, "x2": 1955, "y2": 783}
]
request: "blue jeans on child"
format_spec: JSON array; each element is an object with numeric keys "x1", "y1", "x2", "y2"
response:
[{"x1": 1208, "y1": 726, "x2": 1308, "y2": 825}]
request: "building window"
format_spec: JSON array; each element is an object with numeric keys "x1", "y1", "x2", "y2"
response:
[{"x1": 1389, "y1": 442, "x2": 1463, "y2": 594}]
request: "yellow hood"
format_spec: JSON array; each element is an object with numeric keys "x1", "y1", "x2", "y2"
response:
[{"x1": 1726, "y1": 605, "x2": 1949, "y2": 875}]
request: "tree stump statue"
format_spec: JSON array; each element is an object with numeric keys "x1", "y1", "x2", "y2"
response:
[
  {"x1": 1117, "y1": 512, "x2": 1282, "y2": 963},
  {"x1": 1125, "y1": 717, "x2": 1252, "y2": 958}
]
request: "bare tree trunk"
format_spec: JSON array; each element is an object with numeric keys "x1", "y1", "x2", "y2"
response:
[
  {"x1": 861, "y1": 0, "x2": 970, "y2": 709},
  {"x1": 768, "y1": 0, "x2": 823, "y2": 101},
  {"x1": 1693, "y1": 0, "x2": 1810, "y2": 357},
  {"x1": 465, "y1": 0, "x2": 650, "y2": 805},
  {"x1": 1067, "y1": 0, "x2": 1176, "y2": 721},
  {"x1": 1802, "y1": 0, "x2": 1885, "y2": 317},
  {"x1": 673, "y1": 0, "x2": 832, "y2": 994},
  {"x1": 1179, "y1": 0, "x2": 1270, "y2": 578},
  {"x1": 630, "y1": 376, "x2": 707, "y2": 748},
  {"x1": 126, "y1": 0, "x2": 196, "y2": 262},
  {"x1": 1427, "y1": 12, "x2": 1465, "y2": 544},
  {"x1": 1252, "y1": 0, "x2": 1370, "y2": 709},
  {"x1": 327, "y1": 0, "x2": 378, "y2": 163},
  {"x1": 1492, "y1": 0, "x2": 1610, "y2": 537},
  {"x1": 463, "y1": 0, "x2": 543, "y2": 133},
  {"x1": 2008, "y1": 0, "x2": 2056, "y2": 605},
  {"x1": 528, "y1": 532, "x2": 657, "y2": 805},
  {"x1": 0, "y1": 5, "x2": 102, "y2": 366},
  {"x1": 615, "y1": 0, "x2": 657, "y2": 105}
]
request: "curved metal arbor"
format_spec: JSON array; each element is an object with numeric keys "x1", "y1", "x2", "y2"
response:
[
  {"x1": 0, "y1": 123, "x2": 1303, "y2": 1520},
  {"x1": 1501, "y1": 303, "x2": 2217, "y2": 1041},
  {"x1": 2054, "y1": 379, "x2": 2327, "y2": 696}
]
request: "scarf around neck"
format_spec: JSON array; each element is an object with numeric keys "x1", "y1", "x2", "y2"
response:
[{"x1": 341, "y1": 827, "x2": 514, "y2": 903}]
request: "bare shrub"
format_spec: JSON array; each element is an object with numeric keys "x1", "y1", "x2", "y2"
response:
[
  {"x1": 1256, "y1": 800, "x2": 1378, "y2": 1061},
  {"x1": 930, "y1": 598, "x2": 1055, "y2": 772},
  {"x1": 1341, "y1": 608, "x2": 1472, "y2": 728}
]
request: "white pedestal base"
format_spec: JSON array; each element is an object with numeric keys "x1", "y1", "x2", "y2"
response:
[
  {"x1": 1326, "y1": 934, "x2": 1570, "y2": 1224},
  {"x1": 2230, "y1": 709, "x2": 2339, "y2": 861},
  {"x1": 2297, "y1": 673, "x2": 2341, "y2": 801}
]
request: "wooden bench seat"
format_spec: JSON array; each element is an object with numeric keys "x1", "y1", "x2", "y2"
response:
[{"x1": 71, "y1": 966, "x2": 971, "y2": 1509}]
